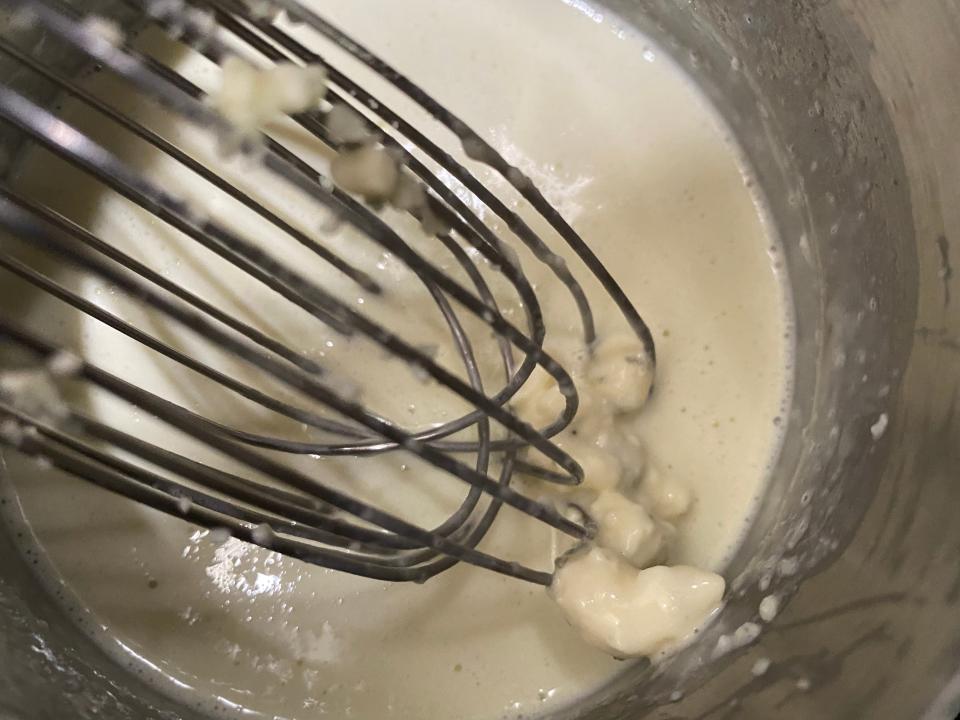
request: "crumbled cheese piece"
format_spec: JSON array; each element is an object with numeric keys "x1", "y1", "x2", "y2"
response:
[
  {"x1": 0, "y1": 367, "x2": 69, "y2": 423},
  {"x1": 551, "y1": 547, "x2": 724, "y2": 658},
  {"x1": 638, "y1": 465, "x2": 692, "y2": 520},
  {"x1": 585, "y1": 333, "x2": 654, "y2": 413},
  {"x1": 326, "y1": 103, "x2": 373, "y2": 145},
  {"x1": 758, "y1": 594, "x2": 779, "y2": 623},
  {"x1": 591, "y1": 490, "x2": 671, "y2": 567},
  {"x1": 80, "y1": 16, "x2": 124, "y2": 46},
  {"x1": 391, "y1": 172, "x2": 427, "y2": 213},
  {"x1": 330, "y1": 145, "x2": 400, "y2": 202},
  {"x1": 212, "y1": 56, "x2": 327, "y2": 135}
]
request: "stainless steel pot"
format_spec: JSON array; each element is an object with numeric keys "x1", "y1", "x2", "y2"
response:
[{"x1": 1, "y1": 1, "x2": 958, "y2": 718}]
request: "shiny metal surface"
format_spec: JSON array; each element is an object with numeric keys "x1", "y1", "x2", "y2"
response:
[{"x1": 1, "y1": 1, "x2": 959, "y2": 718}]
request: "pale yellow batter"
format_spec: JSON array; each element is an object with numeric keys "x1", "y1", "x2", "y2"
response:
[{"x1": 0, "y1": 1, "x2": 793, "y2": 718}]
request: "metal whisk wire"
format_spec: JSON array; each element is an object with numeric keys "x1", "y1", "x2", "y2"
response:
[{"x1": 0, "y1": 0, "x2": 655, "y2": 585}]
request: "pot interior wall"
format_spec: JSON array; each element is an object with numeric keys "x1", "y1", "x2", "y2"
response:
[{"x1": 2, "y1": 2, "x2": 959, "y2": 719}]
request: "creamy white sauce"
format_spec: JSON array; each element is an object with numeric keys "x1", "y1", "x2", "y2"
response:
[{"x1": 0, "y1": 1, "x2": 793, "y2": 718}]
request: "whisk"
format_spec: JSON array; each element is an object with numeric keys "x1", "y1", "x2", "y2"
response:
[{"x1": 0, "y1": 0, "x2": 655, "y2": 587}]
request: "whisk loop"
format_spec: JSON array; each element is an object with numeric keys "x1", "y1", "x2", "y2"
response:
[{"x1": 0, "y1": 0, "x2": 654, "y2": 585}]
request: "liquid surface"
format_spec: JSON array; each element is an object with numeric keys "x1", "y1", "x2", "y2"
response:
[{"x1": 0, "y1": 1, "x2": 792, "y2": 718}]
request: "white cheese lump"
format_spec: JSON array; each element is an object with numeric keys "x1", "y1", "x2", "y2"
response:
[
  {"x1": 211, "y1": 56, "x2": 327, "y2": 135},
  {"x1": 514, "y1": 333, "x2": 724, "y2": 657},
  {"x1": 551, "y1": 547, "x2": 725, "y2": 657}
]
